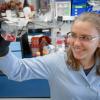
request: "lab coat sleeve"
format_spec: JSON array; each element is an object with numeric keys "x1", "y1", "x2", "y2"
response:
[{"x1": 0, "y1": 51, "x2": 55, "y2": 81}]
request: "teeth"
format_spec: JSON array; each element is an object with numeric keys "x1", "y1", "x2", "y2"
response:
[
  {"x1": 75, "y1": 48, "x2": 80, "y2": 50},
  {"x1": 74, "y1": 47, "x2": 82, "y2": 51},
  {"x1": 74, "y1": 47, "x2": 81, "y2": 50}
]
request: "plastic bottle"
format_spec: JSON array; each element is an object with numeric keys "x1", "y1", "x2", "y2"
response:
[
  {"x1": 23, "y1": 0, "x2": 31, "y2": 19},
  {"x1": 55, "y1": 31, "x2": 65, "y2": 51}
]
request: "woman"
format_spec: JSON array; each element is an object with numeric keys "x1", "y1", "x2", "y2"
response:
[{"x1": 0, "y1": 12, "x2": 100, "y2": 100}]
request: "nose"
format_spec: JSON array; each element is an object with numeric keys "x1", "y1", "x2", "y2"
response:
[{"x1": 73, "y1": 37, "x2": 82, "y2": 46}]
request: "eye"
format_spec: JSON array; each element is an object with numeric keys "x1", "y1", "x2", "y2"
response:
[
  {"x1": 67, "y1": 32, "x2": 76, "y2": 38},
  {"x1": 71, "y1": 33, "x2": 77, "y2": 38},
  {"x1": 67, "y1": 32, "x2": 71, "y2": 38},
  {"x1": 80, "y1": 35, "x2": 92, "y2": 41}
]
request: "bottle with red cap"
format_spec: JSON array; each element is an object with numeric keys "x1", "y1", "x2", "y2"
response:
[{"x1": 55, "y1": 31, "x2": 65, "y2": 51}]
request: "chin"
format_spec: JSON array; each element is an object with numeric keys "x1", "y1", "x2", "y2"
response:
[{"x1": 73, "y1": 54, "x2": 83, "y2": 60}]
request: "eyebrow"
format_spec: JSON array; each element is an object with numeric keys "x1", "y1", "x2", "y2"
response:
[{"x1": 71, "y1": 32, "x2": 94, "y2": 36}]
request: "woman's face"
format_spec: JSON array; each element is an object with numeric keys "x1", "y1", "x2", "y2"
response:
[{"x1": 69, "y1": 21, "x2": 100, "y2": 61}]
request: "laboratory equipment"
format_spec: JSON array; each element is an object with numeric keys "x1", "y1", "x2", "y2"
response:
[{"x1": 55, "y1": 0, "x2": 71, "y2": 19}]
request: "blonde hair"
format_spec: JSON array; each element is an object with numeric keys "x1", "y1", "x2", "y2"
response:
[{"x1": 66, "y1": 12, "x2": 100, "y2": 75}]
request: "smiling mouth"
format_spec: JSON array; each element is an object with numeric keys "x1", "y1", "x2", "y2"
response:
[
  {"x1": 74, "y1": 48, "x2": 82, "y2": 52},
  {"x1": 73, "y1": 47, "x2": 84, "y2": 53}
]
